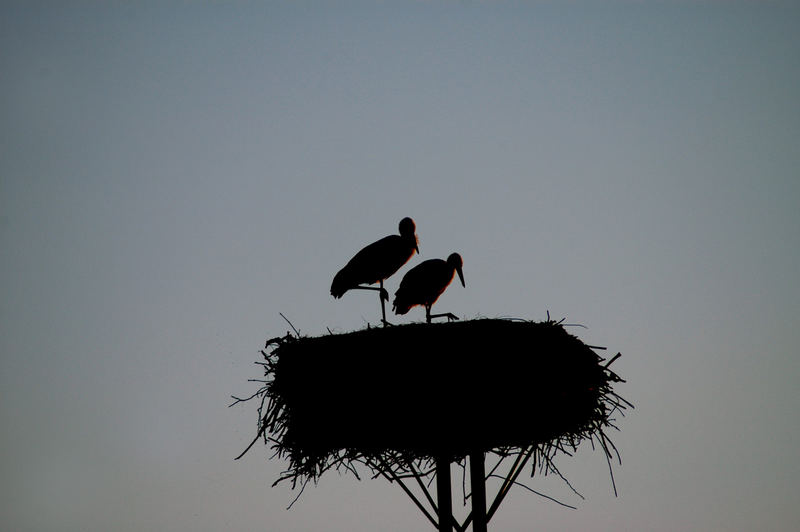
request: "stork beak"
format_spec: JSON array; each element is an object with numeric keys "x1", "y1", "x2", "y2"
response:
[{"x1": 456, "y1": 265, "x2": 465, "y2": 287}]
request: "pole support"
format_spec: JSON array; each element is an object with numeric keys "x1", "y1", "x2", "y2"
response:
[
  {"x1": 470, "y1": 451, "x2": 487, "y2": 532},
  {"x1": 436, "y1": 457, "x2": 453, "y2": 532}
]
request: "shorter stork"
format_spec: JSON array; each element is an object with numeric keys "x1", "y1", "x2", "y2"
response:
[
  {"x1": 392, "y1": 252, "x2": 465, "y2": 323},
  {"x1": 331, "y1": 217, "x2": 419, "y2": 325}
]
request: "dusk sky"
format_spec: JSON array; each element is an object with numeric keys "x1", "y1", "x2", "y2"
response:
[{"x1": 2, "y1": 2, "x2": 799, "y2": 531}]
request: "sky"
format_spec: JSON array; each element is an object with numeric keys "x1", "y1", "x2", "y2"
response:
[{"x1": 1, "y1": 1, "x2": 799, "y2": 531}]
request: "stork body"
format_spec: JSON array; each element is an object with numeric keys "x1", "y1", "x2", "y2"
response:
[
  {"x1": 331, "y1": 217, "x2": 419, "y2": 325},
  {"x1": 393, "y1": 252, "x2": 465, "y2": 323}
]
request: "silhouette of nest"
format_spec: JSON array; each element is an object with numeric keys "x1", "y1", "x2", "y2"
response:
[{"x1": 235, "y1": 318, "x2": 629, "y2": 494}]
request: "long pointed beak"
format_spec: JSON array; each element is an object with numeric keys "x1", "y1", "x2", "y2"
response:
[{"x1": 456, "y1": 265, "x2": 465, "y2": 287}]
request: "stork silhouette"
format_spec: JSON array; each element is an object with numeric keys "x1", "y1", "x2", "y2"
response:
[
  {"x1": 331, "y1": 217, "x2": 419, "y2": 325},
  {"x1": 393, "y1": 252, "x2": 465, "y2": 323}
]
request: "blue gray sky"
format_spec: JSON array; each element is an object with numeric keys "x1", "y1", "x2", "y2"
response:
[{"x1": 2, "y1": 2, "x2": 799, "y2": 531}]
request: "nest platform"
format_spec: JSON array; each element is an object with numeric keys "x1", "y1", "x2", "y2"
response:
[{"x1": 240, "y1": 318, "x2": 628, "y2": 489}]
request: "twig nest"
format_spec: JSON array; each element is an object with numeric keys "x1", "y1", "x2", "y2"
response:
[{"x1": 254, "y1": 319, "x2": 627, "y2": 484}]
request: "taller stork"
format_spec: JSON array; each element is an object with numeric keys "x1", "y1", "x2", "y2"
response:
[
  {"x1": 331, "y1": 217, "x2": 419, "y2": 325},
  {"x1": 393, "y1": 252, "x2": 465, "y2": 323}
]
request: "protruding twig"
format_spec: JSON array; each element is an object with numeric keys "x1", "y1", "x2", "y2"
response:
[
  {"x1": 228, "y1": 390, "x2": 262, "y2": 408},
  {"x1": 279, "y1": 312, "x2": 300, "y2": 336},
  {"x1": 235, "y1": 416, "x2": 268, "y2": 460},
  {"x1": 487, "y1": 474, "x2": 577, "y2": 509},
  {"x1": 604, "y1": 352, "x2": 622, "y2": 368}
]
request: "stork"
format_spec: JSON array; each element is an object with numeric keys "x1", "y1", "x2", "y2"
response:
[
  {"x1": 392, "y1": 252, "x2": 465, "y2": 323},
  {"x1": 331, "y1": 217, "x2": 419, "y2": 325}
]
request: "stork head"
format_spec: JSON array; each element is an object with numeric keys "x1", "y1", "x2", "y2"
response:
[
  {"x1": 447, "y1": 252, "x2": 465, "y2": 287},
  {"x1": 399, "y1": 217, "x2": 419, "y2": 254}
]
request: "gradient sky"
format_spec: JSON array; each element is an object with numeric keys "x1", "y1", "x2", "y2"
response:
[{"x1": 2, "y1": 2, "x2": 799, "y2": 531}]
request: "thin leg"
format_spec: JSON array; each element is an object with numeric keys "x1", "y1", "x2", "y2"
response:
[
  {"x1": 379, "y1": 280, "x2": 388, "y2": 326},
  {"x1": 429, "y1": 312, "x2": 459, "y2": 322},
  {"x1": 347, "y1": 285, "x2": 390, "y2": 326},
  {"x1": 349, "y1": 285, "x2": 384, "y2": 294}
]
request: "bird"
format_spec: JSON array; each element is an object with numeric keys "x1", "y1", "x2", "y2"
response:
[
  {"x1": 331, "y1": 217, "x2": 419, "y2": 325},
  {"x1": 392, "y1": 252, "x2": 465, "y2": 323}
]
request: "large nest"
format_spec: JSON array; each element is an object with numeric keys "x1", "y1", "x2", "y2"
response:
[{"x1": 236, "y1": 318, "x2": 629, "y2": 492}]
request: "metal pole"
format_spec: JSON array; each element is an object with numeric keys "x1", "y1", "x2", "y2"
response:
[
  {"x1": 436, "y1": 457, "x2": 453, "y2": 532},
  {"x1": 470, "y1": 451, "x2": 487, "y2": 532}
]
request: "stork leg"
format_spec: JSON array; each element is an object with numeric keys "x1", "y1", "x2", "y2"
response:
[
  {"x1": 378, "y1": 279, "x2": 390, "y2": 327},
  {"x1": 428, "y1": 310, "x2": 459, "y2": 323},
  {"x1": 346, "y1": 284, "x2": 391, "y2": 326}
]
